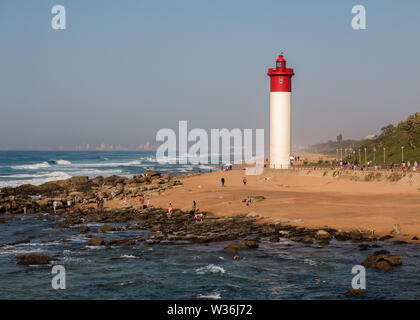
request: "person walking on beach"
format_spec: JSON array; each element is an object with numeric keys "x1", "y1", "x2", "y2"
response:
[
  {"x1": 99, "y1": 198, "x2": 104, "y2": 212},
  {"x1": 146, "y1": 198, "x2": 151, "y2": 207},
  {"x1": 67, "y1": 199, "x2": 72, "y2": 210},
  {"x1": 167, "y1": 203, "x2": 173, "y2": 218},
  {"x1": 221, "y1": 177, "x2": 225, "y2": 187},
  {"x1": 243, "y1": 177, "x2": 247, "y2": 185},
  {"x1": 53, "y1": 201, "x2": 57, "y2": 214},
  {"x1": 192, "y1": 200, "x2": 197, "y2": 213}
]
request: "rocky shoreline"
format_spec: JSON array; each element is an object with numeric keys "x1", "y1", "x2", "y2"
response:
[{"x1": 0, "y1": 171, "x2": 406, "y2": 274}]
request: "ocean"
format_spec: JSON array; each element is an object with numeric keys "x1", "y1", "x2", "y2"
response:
[
  {"x1": 0, "y1": 150, "x2": 214, "y2": 188},
  {"x1": 1, "y1": 151, "x2": 420, "y2": 299}
]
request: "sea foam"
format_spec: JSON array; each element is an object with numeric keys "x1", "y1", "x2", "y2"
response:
[{"x1": 195, "y1": 264, "x2": 226, "y2": 275}]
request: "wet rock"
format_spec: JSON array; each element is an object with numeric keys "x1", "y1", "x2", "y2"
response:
[
  {"x1": 88, "y1": 237, "x2": 105, "y2": 246},
  {"x1": 99, "y1": 224, "x2": 116, "y2": 233},
  {"x1": 233, "y1": 255, "x2": 241, "y2": 260},
  {"x1": 77, "y1": 226, "x2": 90, "y2": 233},
  {"x1": 335, "y1": 230, "x2": 350, "y2": 241},
  {"x1": 0, "y1": 239, "x2": 30, "y2": 248},
  {"x1": 301, "y1": 235, "x2": 313, "y2": 244},
  {"x1": 221, "y1": 240, "x2": 259, "y2": 254},
  {"x1": 144, "y1": 171, "x2": 161, "y2": 178},
  {"x1": 349, "y1": 228, "x2": 363, "y2": 241},
  {"x1": 17, "y1": 254, "x2": 55, "y2": 265},
  {"x1": 362, "y1": 253, "x2": 402, "y2": 271},
  {"x1": 259, "y1": 225, "x2": 276, "y2": 236},
  {"x1": 107, "y1": 238, "x2": 136, "y2": 246},
  {"x1": 0, "y1": 218, "x2": 5, "y2": 224},
  {"x1": 315, "y1": 230, "x2": 331, "y2": 245},
  {"x1": 344, "y1": 289, "x2": 367, "y2": 297},
  {"x1": 391, "y1": 224, "x2": 402, "y2": 235},
  {"x1": 392, "y1": 240, "x2": 408, "y2": 245},
  {"x1": 379, "y1": 235, "x2": 393, "y2": 241},
  {"x1": 150, "y1": 224, "x2": 162, "y2": 232},
  {"x1": 358, "y1": 244, "x2": 371, "y2": 251},
  {"x1": 54, "y1": 224, "x2": 70, "y2": 229},
  {"x1": 145, "y1": 239, "x2": 160, "y2": 245}
]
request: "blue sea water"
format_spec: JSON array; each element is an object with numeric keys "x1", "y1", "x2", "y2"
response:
[
  {"x1": 1, "y1": 151, "x2": 420, "y2": 299},
  {"x1": 0, "y1": 150, "x2": 214, "y2": 188}
]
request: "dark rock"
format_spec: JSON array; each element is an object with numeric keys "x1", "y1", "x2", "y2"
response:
[
  {"x1": 412, "y1": 236, "x2": 419, "y2": 241},
  {"x1": 150, "y1": 224, "x2": 162, "y2": 232},
  {"x1": 77, "y1": 226, "x2": 90, "y2": 233},
  {"x1": 362, "y1": 253, "x2": 402, "y2": 271},
  {"x1": 221, "y1": 240, "x2": 259, "y2": 254},
  {"x1": 335, "y1": 231, "x2": 350, "y2": 241},
  {"x1": 315, "y1": 230, "x2": 331, "y2": 245},
  {"x1": 379, "y1": 235, "x2": 393, "y2": 241},
  {"x1": 392, "y1": 240, "x2": 408, "y2": 245},
  {"x1": 301, "y1": 235, "x2": 313, "y2": 244},
  {"x1": 144, "y1": 171, "x2": 161, "y2": 177},
  {"x1": 17, "y1": 254, "x2": 55, "y2": 265},
  {"x1": 358, "y1": 244, "x2": 371, "y2": 251},
  {"x1": 54, "y1": 224, "x2": 70, "y2": 229},
  {"x1": 88, "y1": 237, "x2": 104, "y2": 246},
  {"x1": 0, "y1": 218, "x2": 5, "y2": 224},
  {"x1": 0, "y1": 239, "x2": 30, "y2": 248},
  {"x1": 344, "y1": 289, "x2": 367, "y2": 297},
  {"x1": 99, "y1": 224, "x2": 116, "y2": 233}
]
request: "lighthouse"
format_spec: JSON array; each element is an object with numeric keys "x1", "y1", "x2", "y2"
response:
[{"x1": 268, "y1": 53, "x2": 295, "y2": 169}]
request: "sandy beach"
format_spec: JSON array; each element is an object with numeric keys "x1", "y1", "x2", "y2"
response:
[{"x1": 135, "y1": 168, "x2": 420, "y2": 241}]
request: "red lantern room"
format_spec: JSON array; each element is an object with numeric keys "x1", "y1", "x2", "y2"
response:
[{"x1": 267, "y1": 52, "x2": 295, "y2": 92}]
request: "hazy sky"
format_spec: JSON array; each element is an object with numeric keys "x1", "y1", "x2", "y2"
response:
[{"x1": 1, "y1": 0, "x2": 419, "y2": 150}]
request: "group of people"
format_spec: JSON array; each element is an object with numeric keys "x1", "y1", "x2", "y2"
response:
[
  {"x1": 95, "y1": 194, "x2": 104, "y2": 212},
  {"x1": 220, "y1": 176, "x2": 248, "y2": 187},
  {"x1": 165, "y1": 200, "x2": 204, "y2": 223},
  {"x1": 138, "y1": 195, "x2": 151, "y2": 209}
]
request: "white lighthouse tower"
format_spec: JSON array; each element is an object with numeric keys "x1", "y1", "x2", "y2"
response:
[{"x1": 268, "y1": 53, "x2": 295, "y2": 169}]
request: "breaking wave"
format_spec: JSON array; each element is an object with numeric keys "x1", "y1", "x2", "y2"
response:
[
  {"x1": 11, "y1": 162, "x2": 51, "y2": 170},
  {"x1": 195, "y1": 264, "x2": 226, "y2": 275}
]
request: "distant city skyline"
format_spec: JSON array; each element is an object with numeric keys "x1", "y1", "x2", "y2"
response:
[{"x1": 0, "y1": 141, "x2": 157, "y2": 151}]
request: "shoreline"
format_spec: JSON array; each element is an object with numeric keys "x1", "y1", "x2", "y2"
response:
[
  {"x1": 147, "y1": 168, "x2": 420, "y2": 243},
  {"x1": 1, "y1": 167, "x2": 420, "y2": 244}
]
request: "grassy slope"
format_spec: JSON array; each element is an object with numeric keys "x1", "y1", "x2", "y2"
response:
[
  {"x1": 307, "y1": 113, "x2": 420, "y2": 165},
  {"x1": 354, "y1": 113, "x2": 420, "y2": 165}
]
